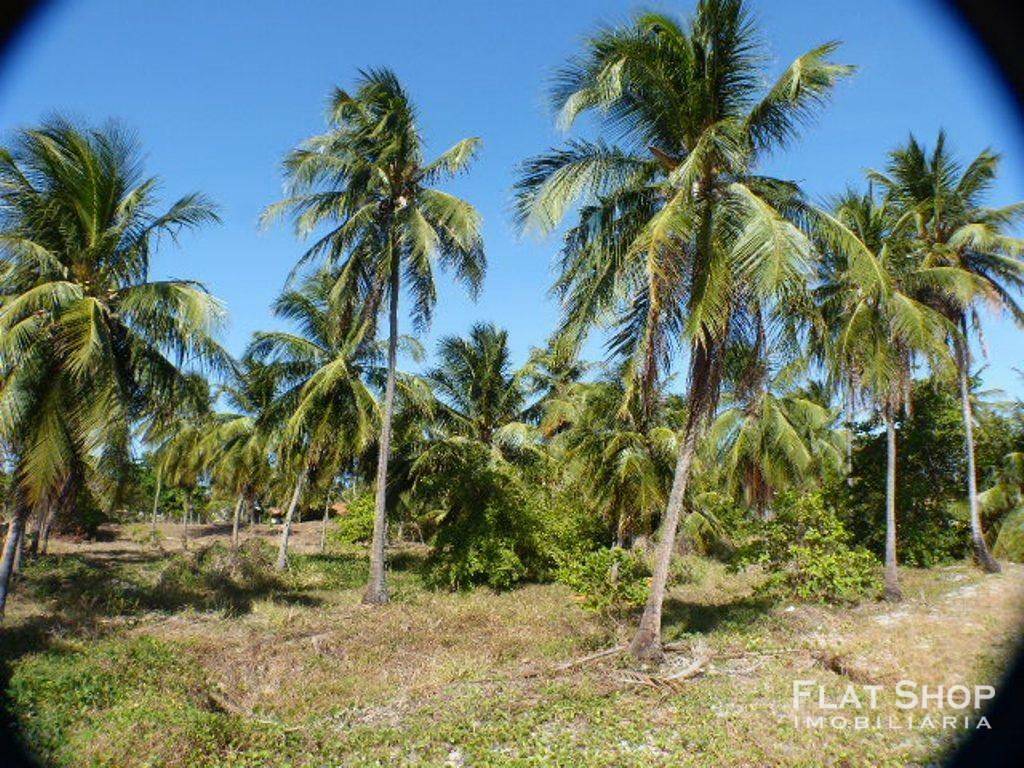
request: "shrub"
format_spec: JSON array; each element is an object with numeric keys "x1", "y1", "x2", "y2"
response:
[
  {"x1": 414, "y1": 441, "x2": 554, "y2": 591},
  {"x1": 555, "y1": 547, "x2": 649, "y2": 613},
  {"x1": 669, "y1": 553, "x2": 711, "y2": 586},
  {"x1": 741, "y1": 491, "x2": 878, "y2": 604},
  {"x1": 328, "y1": 492, "x2": 376, "y2": 545},
  {"x1": 994, "y1": 507, "x2": 1024, "y2": 562}
]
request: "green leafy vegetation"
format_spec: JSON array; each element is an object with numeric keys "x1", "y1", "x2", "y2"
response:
[{"x1": 740, "y1": 492, "x2": 879, "y2": 604}]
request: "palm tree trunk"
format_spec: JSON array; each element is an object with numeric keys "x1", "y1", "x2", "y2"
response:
[
  {"x1": 12, "y1": 523, "x2": 25, "y2": 577},
  {"x1": 151, "y1": 465, "x2": 162, "y2": 533},
  {"x1": 844, "y1": 385, "x2": 854, "y2": 487},
  {"x1": 0, "y1": 506, "x2": 27, "y2": 619},
  {"x1": 39, "y1": 505, "x2": 57, "y2": 555},
  {"x1": 276, "y1": 467, "x2": 308, "y2": 571},
  {"x1": 320, "y1": 499, "x2": 331, "y2": 554},
  {"x1": 884, "y1": 413, "x2": 902, "y2": 601},
  {"x1": 28, "y1": 510, "x2": 42, "y2": 556},
  {"x1": 628, "y1": 423, "x2": 701, "y2": 662},
  {"x1": 182, "y1": 494, "x2": 191, "y2": 550},
  {"x1": 956, "y1": 340, "x2": 1000, "y2": 573},
  {"x1": 364, "y1": 265, "x2": 400, "y2": 605},
  {"x1": 230, "y1": 493, "x2": 244, "y2": 549}
]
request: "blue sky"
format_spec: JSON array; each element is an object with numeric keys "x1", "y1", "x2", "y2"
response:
[{"x1": 1, "y1": 0, "x2": 1022, "y2": 395}]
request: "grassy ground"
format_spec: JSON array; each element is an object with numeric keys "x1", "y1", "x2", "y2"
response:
[{"x1": 1, "y1": 523, "x2": 1022, "y2": 767}]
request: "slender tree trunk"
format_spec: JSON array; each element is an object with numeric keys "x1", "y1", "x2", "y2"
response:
[
  {"x1": 39, "y1": 505, "x2": 56, "y2": 556},
  {"x1": 956, "y1": 340, "x2": 1000, "y2": 573},
  {"x1": 320, "y1": 499, "x2": 331, "y2": 554},
  {"x1": 628, "y1": 423, "x2": 701, "y2": 662},
  {"x1": 182, "y1": 494, "x2": 191, "y2": 551},
  {"x1": 151, "y1": 465, "x2": 162, "y2": 534},
  {"x1": 230, "y1": 493, "x2": 244, "y2": 549},
  {"x1": 884, "y1": 413, "x2": 902, "y2": 601},
  {"x1": 276, "y1": 467, "x2": 308, "y2": 572},
  {"x1": 0, "y1": 507, "x2": 27, "y2": 619},
  {"x1": 364, "y1": 265, "x2": 400, "y2": 605},
  {"x1": 28, "y1": 510, "x2": 42, "y2": 556},
  {"x1": 12, "y1": 523, "x2": 25, "y2": 577},
  {"x1": 844, "y1": 386, "x2": 855, "y2": 487}
]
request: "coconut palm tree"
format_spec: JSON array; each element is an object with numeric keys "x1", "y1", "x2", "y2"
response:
[
  {"x1": 811, "y1": 189, "x2": 954, "y2": 600},
  {"x1": 515, "y1": 0, "x2": 851, "y2": 660},
  {"x1": 0, "y1": 120, "x2": 227, "y2": 615},
  {"x1": 201, "y1": 359, "x2": 278, "y2": 547},
  {"x1": 707, "y1": 341, "x2": 845, "y2": 518},
  {"x1": 144, "y1": 375, "x2": 217, "y2": 549},
  {"x1": 556, "y1": 377, "x2": 682, "y2": 547},
  {"x1": 427, "y1": 323, "x2": 534, "y2": 453},
  {"x1": 871, "y1": 133, "x2": 1024, "y2": 572},
  {"x1": 263, "y1": 70, "x2": 485, "y2": 603},
  {"x1": 247, "y1": 272, "x2": 382, "y2": 571}
]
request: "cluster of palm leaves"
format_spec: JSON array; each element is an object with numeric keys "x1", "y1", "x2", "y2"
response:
[{"x1": 1, "y1": 1, "x2": 1022, "y2": 676}]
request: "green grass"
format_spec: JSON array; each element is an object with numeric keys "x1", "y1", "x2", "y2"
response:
[{"x1": 2, "y1": 532, "x2": 1021, "y2": 767}]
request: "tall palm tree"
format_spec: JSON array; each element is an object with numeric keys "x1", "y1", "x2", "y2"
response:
[
  {"x1": 264, "y1": 70, "x2": 485, "y2": 603},
  {"x1": 0, "y1": 120, "x2": 226, "y2": 615},
  {"x1": 871, "y1": 133, "x2": 1024, "y2": 572},
  {"x1": 248, "y1": 272, "x2": 381, "y2": 571},
  {"x1": 811, "y1": 189, "x2": 954, "y2": 599},
  {"x1": 515, "y1": 0, "x2": 851, "y2": 660}
]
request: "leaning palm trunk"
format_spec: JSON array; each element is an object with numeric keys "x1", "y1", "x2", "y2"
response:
[
  {"x1": 276, "y1": 467, "x2": 308, "y2": 571},
  {"x1": 628, "y1": 423, "x2": 701, "y2": 662},
  {"x1": 0, "y1": 506, "x2": 27, "y2": 619},
  {"x1": 230, "y1": 494, "x2": 244, "y2": 549},
  {"x1": 365, "y1": 266, "x2": 400, "y2": 605},
  {"x1": 956, "y1": 339, "x2": 1000, "y2": 573},
  {"x1": 883, "y1": 413, "x2": 902, "y2": 601},
  {"x1": 12, "y1": 529, "x2": 25, "y2": 576}
]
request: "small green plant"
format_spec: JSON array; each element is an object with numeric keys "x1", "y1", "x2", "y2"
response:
[
  {"x1": 741, "y1": 491, "x2": 878, "y2": 604},
  {"x1": 327, "y1": 492, "x2": 375, "y2": 545},
  {"x1": 555, "y1": 547, "x2": 649, "y2": 613}
]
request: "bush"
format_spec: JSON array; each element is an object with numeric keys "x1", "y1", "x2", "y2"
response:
[
  {"x1": 994, "y1": 507, "x2": 1024, "y2": 562},
  {"x1": 414, "y1": 441, "x2": 556, "y2": 591},
  {"x1": 328, "y1": 492, "x2": 376, "y2": 545},
  {"x1": 741, "y1": 491, "x2": 878, "y2": 604},
  {"x1": 555, "y1": 547, "x2": 649, "y2": 613}
]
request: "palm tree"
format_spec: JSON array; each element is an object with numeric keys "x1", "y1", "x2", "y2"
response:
[
  {"x1": 247, "y1": 272, "x2": 380, "y2": 571},
  {"x1": 707, "y1": 341, "x2": 845, "y2": 518},
  {"x1": 811, "y1": 189, "x2": 954, "y2": 600},
  {"x1": 871, "y1": 133, "x2": 1024, "y2": 573},
  {"x1": 556, "y1": 377, "x2": 682, "y2": 548},
  {"x1": 264, "y1": 70, "x2": 485, "y2": 603},
  {"x1": 202, "y1": 359, "x2": 278, "y2": 547},
  {"x1": 0, "y1": 120, "x2": 226, "y2": 615},
  {"x1": 515, "y1": 0, "x2": 851, "y2": 661},
  {"x1": 144, "y1": 376, "x2": 216, "y2": 549},
  {"x1": 427, "y1": 323, "x2": 534, "y2": 453}
]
